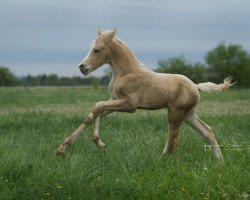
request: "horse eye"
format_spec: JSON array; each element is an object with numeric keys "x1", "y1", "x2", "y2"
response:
[{"x1": 94, "y1": 49, "x2": 100, "y2": 53}]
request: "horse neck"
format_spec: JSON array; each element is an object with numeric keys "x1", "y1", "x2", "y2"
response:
[{"x1": 109, "y1": 39, "x2": 142, "y2": 77}]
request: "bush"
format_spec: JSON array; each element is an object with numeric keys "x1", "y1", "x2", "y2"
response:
[
  {"x1": 157, "y1": 56, "x2": 206, "y2": 83},
  {"x1": 0, "y1": 66, "x2": 20, "y2": 86}
]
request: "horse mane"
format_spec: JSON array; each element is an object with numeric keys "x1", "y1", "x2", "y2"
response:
[{"x1": 115, "y1": 38, "x2": 144, "y2": 66}]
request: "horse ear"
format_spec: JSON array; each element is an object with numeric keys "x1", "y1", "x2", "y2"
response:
[
  {"x1": 97, "y1": 27, "x2": 102, "y2": 35},
  {"x1": 105, "y1": 28, "x2": 117, "y2": 42}
]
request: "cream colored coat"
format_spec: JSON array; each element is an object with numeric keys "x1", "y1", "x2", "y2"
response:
[{"x1": 57, "y1": 28, "x2": 234, "y2": 161}]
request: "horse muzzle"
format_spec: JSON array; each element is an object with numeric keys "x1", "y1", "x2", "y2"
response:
[{"x1": 79, "y1": 64, "x2": 89, "y2": 75}]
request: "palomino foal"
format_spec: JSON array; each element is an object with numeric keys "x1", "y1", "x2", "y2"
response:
[{"x1": 57, "y1": 28, "x2": 234, "y2": 161}]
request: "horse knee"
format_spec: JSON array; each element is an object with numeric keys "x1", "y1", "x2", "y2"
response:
[
  {"x1": 92, "y1": 102, "x2": 103, "y2": 117},
  {"x1": 84, "y1": 113, "x2": 94, "y2": 125}
]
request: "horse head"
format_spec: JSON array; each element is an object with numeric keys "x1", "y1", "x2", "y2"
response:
[{"x1": 79, "y1": 27, "x2": 117, "y2": 75}]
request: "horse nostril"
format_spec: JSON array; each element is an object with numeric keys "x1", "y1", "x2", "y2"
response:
[{"x1": 79, "y1": 64, "x2": 86, "y2": 69}]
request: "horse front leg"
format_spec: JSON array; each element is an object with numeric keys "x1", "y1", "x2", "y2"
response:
[
  {"x1": 90, "y1": 110, "x2": 112, "y2": 150},
  {"x1": 90, "y1": 98, "x2": 113, "y2": 150},
  {"x1": 89, "y1": 98, "x2": 137, "y2": 147},
  {"x1": 91, "y1": 115, "x2": 106, "y2": 149},
  {"x1": 56, "y1": 99, "x2": 134, "y2": 156},
  {"x1": 56, "y1": 112, "x2": 95, "y2": 156}
]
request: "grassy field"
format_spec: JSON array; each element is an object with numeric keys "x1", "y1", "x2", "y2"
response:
[{"x1": 0, "y1": 87, "x2": 249, "y2": 200}]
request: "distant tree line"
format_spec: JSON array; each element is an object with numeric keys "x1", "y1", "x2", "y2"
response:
[
  {"x1": 19, "y1": 73, "x2": 111, "y2": 87},
  {"x1": 157, "y1": 42, "x2": 250, "y2": 87},
  {"x1": 1, "y1": 43, "x2": 250, "y2": 87},
  {"x1": 0, "y1": 68, "x2": 111, "y2": 87}
]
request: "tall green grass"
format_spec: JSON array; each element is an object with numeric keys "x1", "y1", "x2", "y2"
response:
[{"x1": 0, "y1": 87, "x2": 249, "y2": 199}]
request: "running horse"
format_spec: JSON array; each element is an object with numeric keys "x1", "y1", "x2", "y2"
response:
[{"x1": 57, "y1": 28, "x2": 234, "y2": 161}]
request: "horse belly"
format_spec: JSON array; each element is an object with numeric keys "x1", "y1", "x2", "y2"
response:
[
  {"x1": 138, "y1": 88, "x2": 169, "y2": 110},
  {"x1": 137, "y1": 73, "x2": 199, "y2": 110}
]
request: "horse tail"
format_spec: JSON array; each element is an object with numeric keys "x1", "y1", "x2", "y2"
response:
[{"x1": 196, "y1": 77, "x2": 235, "y2": 92}]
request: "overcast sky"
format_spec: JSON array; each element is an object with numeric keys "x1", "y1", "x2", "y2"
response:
[{"x1": 0, "y1": 0, "x2": 249, "y2": 77}]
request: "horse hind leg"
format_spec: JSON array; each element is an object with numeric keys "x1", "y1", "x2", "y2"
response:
[
  {"x1": 184, "y1": 111, "x2": 224, "y2": 161},
  {"x1": 162, "y1": 110, "x2": 185, "y2": 155},
  {"x1": 162, "y1": 125, "x2": 180, "y2": 155}
]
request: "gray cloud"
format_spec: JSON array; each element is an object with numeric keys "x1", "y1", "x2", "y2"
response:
[{"x1": 0, "y1": 0, "x2": 249, "y2": 76}]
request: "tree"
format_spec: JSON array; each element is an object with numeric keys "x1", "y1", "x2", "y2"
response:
[
  {"x1": 157, "y1": 56, "x2": 206, "y2": 83},
  {"x1": 47, "y1": 74, "x2": 59, "y2": 86},
  {"x1": 205, "y1": 42, "x2": 250, "y2": 87},
  {"x1": 0, "y1": 66, "x2": 20, "y2": 86}
]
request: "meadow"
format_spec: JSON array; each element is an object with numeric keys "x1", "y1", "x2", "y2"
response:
[{"x1": 0, "y1": 87, "x2": 249, "y2": 199}]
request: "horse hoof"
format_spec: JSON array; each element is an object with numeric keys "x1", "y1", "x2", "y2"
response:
[
  {"x1": 161, "y1": 153, "x2": 166, "y2": 158},
  {"x1": 218, "y1": 157, "x2": 225, "y2": 164},
  {"x1": 161, "y1": 150, "x2": 172, "y2": 157},
  {"x1": 56, "y1": 150, "x2": 65, "y2": 157},
  {"x1": 101, "y1": 144, "x2": 107, "y2": 151}
]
